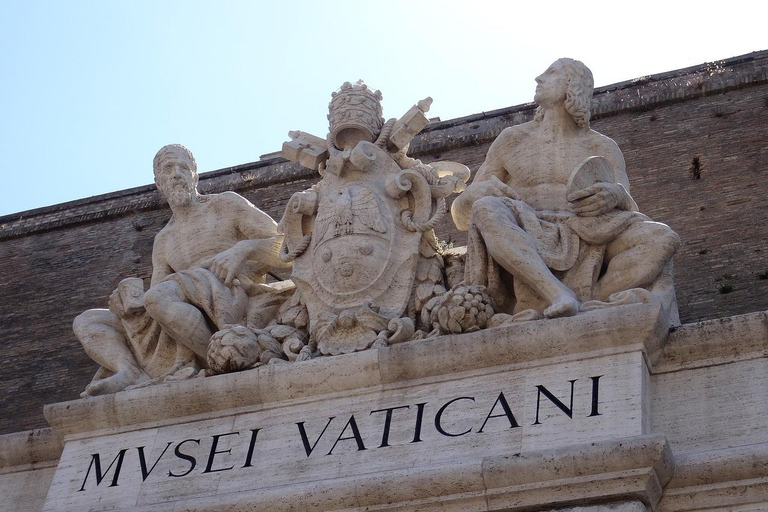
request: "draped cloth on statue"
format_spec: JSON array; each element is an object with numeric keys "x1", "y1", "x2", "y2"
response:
[
  {"x1": 163, "y1": 267, "x2": 293, "y2": 330},
  {"x1": 163, "y1": 268, "x2": 250, "y2": 329},
  {"x1": 83, "y1": 268, "x2": 292, "y2": 392},
  {"x1": 465, "y1": 198, "x2": 647, "y2": 314}
]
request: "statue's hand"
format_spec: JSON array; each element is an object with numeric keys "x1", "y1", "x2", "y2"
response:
[
  {"x1": 568, "y1": 182, "x2": 625, "y2": 217},
  {"x1": 108, "y1": 288, "x2": 125, "y2": 316},
  {"x1": 109, "y1": 284, "x2": 145, "y2": 317},
  {"x1": 465, "y1": 176, "x2": 517, "y2": 203},
  {"x1": 209, "y1": 244, "x2": 249, "y2": 286}
]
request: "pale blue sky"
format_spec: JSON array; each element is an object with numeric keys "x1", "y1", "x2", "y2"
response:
[{"x1": 1, "y1": 0, "x2": 766, "y2": 216}]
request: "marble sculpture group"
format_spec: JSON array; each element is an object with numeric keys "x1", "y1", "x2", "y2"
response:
[{"x1": 74, "y1": 58, "x2": 681, "y2": 397}]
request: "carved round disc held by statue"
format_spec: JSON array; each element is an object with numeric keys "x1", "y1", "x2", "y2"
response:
[{"x1": 566, "y1": 155, "x2": 615, "y2": 198}]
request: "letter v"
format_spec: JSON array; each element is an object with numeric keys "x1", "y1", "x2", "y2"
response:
[
  {"x1": 296, "y1": 417, "x2": 335, "y2": 457},
  {"x1": 137, "y1": 442, "x2": 173, "y2": 481}
]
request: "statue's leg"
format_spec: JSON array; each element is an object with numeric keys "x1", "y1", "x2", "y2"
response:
[
  {"x1": 143, "y1": 280, "x2": 213, "y2": 360},
  {"x1": 73, "y1": 309, "x2": 149, "y2": 396},
  {"x1": 595, "y1": 221, "x2": 681, "y2": 301},
  {"x1": 471, "y1": 196, "x2": 578, "y2": 318}
]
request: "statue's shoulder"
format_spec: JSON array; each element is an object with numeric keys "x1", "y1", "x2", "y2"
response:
[
  {"x1": 499, "y1": 121, "x2": 535, "y2": 140},
  {"x1": 586, "y1": 128, "x2": 621, "y2": 153},
  {"x1": 489, "y1": 122, "x2": 534, "y2": 153},
  {"x1": 203, "y1": 190, "x2": 254, "y2": 210},
  {"x1": 204, "y1": 190, "x2": 244, "y2": 202}
]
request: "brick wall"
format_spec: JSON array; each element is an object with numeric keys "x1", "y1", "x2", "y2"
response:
[{"x1": 1, "y1": 51, "x2": 767, "y2": 435}]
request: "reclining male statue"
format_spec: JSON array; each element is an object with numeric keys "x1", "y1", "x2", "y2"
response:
[
  {"x1": 451, "y1": 58, "x2": 680, "y2": 320},
  {"x1": 74, "y1": 144, "x2": 291, "y2": 396}
]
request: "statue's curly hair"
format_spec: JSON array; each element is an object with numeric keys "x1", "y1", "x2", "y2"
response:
[
  {"x1": 153, "y1": 144, "x2": 197, "y2": 182},
  {"x1": 534, "y1": 58, "x2": 594, "y2": 128}
]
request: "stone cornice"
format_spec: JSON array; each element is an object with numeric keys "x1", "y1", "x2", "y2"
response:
[
  {"x1": 0, "y1": 428, "x2": 63, "y2": 474},
  {"x1": 653, "y1": 310, "x2": 768, "y2": 374},
  {"x1": 661, "y1": 442, "x2": 768, "y2": 512}
]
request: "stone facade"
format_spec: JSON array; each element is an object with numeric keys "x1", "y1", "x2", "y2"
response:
[{"x1": 3, "y1": 308, "x2": 766, "y2": 512}]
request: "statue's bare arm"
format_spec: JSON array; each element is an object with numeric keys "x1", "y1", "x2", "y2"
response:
[
  {"x1": 208, "y1": 193, "x2": 290, "y2": 286},
  {"x1": 451, "y1": 128, "x2": 518, "y2": 231},
  {"x1": 150, "y1": 231, "x2": 174, "y2": 288}
]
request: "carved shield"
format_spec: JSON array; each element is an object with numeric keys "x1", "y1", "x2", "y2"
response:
[{"x1": 291, "y1": 144, "x2": 422, "y2": 322}]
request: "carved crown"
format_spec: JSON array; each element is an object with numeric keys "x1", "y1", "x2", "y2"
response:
[{"x1": 328, "y1": 80, "x2": 384, "y2": 149}]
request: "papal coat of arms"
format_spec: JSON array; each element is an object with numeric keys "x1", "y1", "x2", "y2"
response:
[{"x1": 278, "y1": 81, "x2": 469, "y2": 356}]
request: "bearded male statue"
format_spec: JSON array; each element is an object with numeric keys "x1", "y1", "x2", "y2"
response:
[
  {"x1": 451, "y1": 58, "x2": 680, "y2": 321},
  {"x1": 74, "y1": 144, "x2": 291, "y2": 396}
]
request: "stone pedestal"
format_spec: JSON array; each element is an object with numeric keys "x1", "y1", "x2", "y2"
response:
[
  {"x1": 38, "y1": 302, "x2": 677, "y2": 512},
  {"x1": 2, "y1": 305, "x2": 765, "y2": 511}
]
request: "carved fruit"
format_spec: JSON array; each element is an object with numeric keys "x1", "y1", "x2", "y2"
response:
[
  {"x1": 421, "y1": 284, "x2": 496, "y2": 335},
  {"x1": 208, "y1": 323, "x2": 310, "y2": 374},
  {"x1": 207, "y1": 326, "x2": 262, "y2": 374}
]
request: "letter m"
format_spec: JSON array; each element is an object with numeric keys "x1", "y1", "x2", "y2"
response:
[{"x1": 78, "y1": 449, "x2": 128, "y2": 492}]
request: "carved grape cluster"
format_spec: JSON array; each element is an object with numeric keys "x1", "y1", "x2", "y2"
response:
[
  {"x1": 207, "y1": 324, "x2": 309, "y2": 374},
  {"x1": 207, "y1": 325, "x2": 263, "y2": 374},
  {"x1": 422, "y1": 284, "x2": 496, "y2": 335}
]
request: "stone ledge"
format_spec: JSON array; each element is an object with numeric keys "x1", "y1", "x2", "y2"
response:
[
  {"x1": 43, "y1": 302, "x2": 669, "y2": 439},
  {"x1": 660, "y1": 442, "x2": 768, "y2": 512},
  {"x1": 0, "y1": 428, "x2": 63, "y2": 473},
  {"x1": 547, "y1": 503, "x2": 648, "y2": 512},
  {"x1": 653, "y1": 310, "x2": 768, "y2": 374},
  {"x1": 89, "y1": 435, "x2": 671, "y2": 512},
  {"x1": 483, "y1": 435, "x2": 673, "y2": 512}
]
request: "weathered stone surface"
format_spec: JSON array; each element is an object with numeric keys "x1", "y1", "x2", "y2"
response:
[
  {"x1": 4, "y1": 54, "x2": 768, "y2": 512},
  {"x1": 74, "y1": 144, "x2": 291, "y2": 397},
  {"x1": 44, "y1": 302, "x2": 671, "y2": 437},
  {"x1": 544, "y1": 503, "x2": 648, "y2": 512},
  {"x1": 279, "y1": 80, "x2": 467, "y2": 356},
  {"x1": 654, "y1": 310, "x2": 768, "y2": 372},
  {"x1": 41, "y1": 396, "x2": 665, "y2": 511},
  {"x1": 662, "y1": 442, "x2": 768, "y2": 512},
  {"x1": 452, "y1": 58, "x2": 680, "y2": 323},
  {"x1": 0, "y1": 429, "x2": 62, "y2": 512},
  {"x1": 3, "y1": 52, "x2": 768, "y2": 435},
  {"x1": 651, "y1": 313, "x2": 768, "y2": 455},
  {"x1": 1, "y1": 304, "x2": 764, "y2": 512},
  {"x1": 38, "y1": 293, "x2": 676, "y2": 512}
]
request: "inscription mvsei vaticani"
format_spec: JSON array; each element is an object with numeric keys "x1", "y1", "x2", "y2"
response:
[{"x1": 77, "y1": 376, "x2": 602, "y2": 492}]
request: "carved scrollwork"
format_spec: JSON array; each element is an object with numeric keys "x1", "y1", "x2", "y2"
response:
[{"x1": 279, "y1": 189, "x2": 318, "y2": 262}]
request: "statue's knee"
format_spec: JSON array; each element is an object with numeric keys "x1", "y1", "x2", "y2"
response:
[
  {"x1": 73, "y1": 309, "x2": 114, "y2": 340},
  {"x1": 73, "y1": 309, "x2": 105, "y2": 336},
  {"x1": 668, "y1": 228, "x2": 681, "y2": 252},
  {"x1": 144, "y1": 281, "x2": 185, "y2": 318},
  {"x1": 471, "y1": 196, "x2": 507, "y2": 227},
  {"x1": 73, "y1": 311, "x2": 93, "y2": 338},
  {"x1": 651, "y1": 223, "x2": 681, "y2": 255}
]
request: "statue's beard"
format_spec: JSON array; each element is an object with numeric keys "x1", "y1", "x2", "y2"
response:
[{"x1": 168, "y1": 186, "x2": 193, "y2": 207}]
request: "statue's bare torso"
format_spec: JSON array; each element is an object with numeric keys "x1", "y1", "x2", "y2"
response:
[
  {"x1": 483, "y1": 122, "x2": 628, "y2": 211},
  {"x1": 152, "y1": 192, "x2": 278, "y2": 284}
]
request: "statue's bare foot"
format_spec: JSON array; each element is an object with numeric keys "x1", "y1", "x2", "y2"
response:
[
  {"x1": 81, "y1": 367, "x2": 150, "y2": 397},
  {"x1": 543, "y1": 295, "x2": 579, "y2": 319}
]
